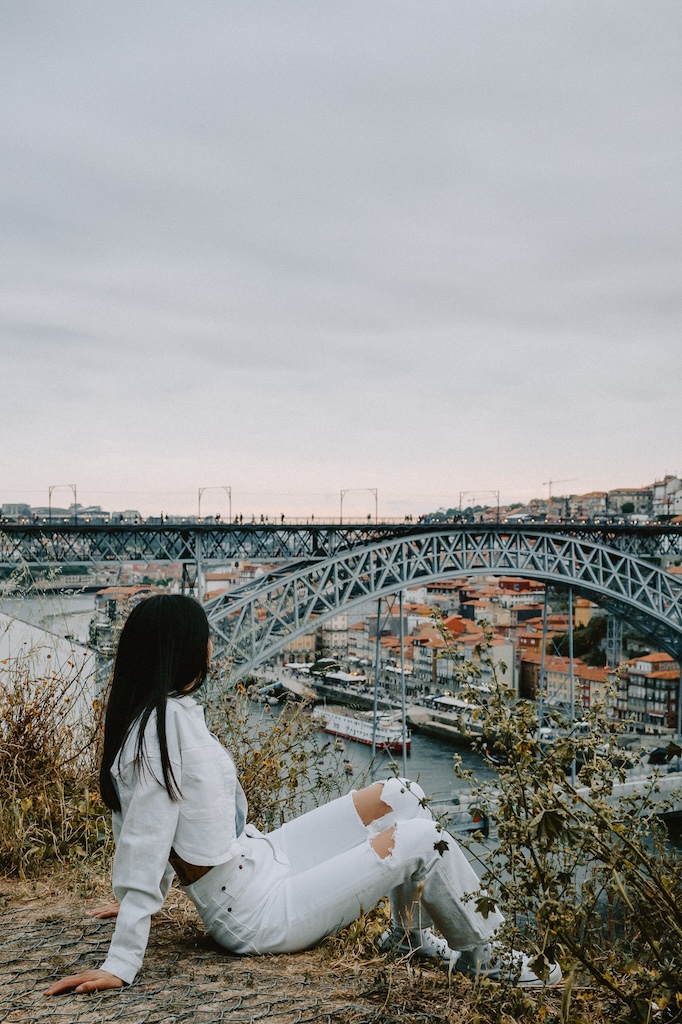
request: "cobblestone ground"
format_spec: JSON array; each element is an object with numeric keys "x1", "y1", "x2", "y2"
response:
[{"x1": 0, "y1": 882, "x2": 388, "y2": 1024}]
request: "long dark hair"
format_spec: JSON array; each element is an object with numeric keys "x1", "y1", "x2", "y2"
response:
[{"x1": 100, "y1": 594, "x2": 210, "y2": 811}]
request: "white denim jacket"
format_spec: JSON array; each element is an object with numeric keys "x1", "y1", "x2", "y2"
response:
[{"x1": 100, "y1": 695, "x2": 248, "y2": 984}]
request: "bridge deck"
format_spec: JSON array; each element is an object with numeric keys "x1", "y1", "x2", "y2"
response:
[{"x1": 2, "y1": 521, "x2": 682, "y2": 567}]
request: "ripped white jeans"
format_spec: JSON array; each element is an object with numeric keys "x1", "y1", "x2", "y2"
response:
[{"x1": 185, "y1": 777, "x2": 503, "y2": 955}]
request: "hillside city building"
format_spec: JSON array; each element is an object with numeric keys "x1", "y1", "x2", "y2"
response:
[{"x1": 87, "y1": 565, "x2": 680, "y2": 737}]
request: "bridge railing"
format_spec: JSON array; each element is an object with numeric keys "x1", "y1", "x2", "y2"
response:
[{"x1": 2, "y1": 514, "x2": 675, "y2": 527}]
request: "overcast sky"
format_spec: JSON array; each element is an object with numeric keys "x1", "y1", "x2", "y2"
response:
[{"x1": 1, "y1": 2, "x2": 680, "y2": 519}]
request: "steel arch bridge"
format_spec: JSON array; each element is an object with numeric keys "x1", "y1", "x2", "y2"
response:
[
  {"x1": 204, "y1": 527, "x2": 682, "y2": 678},
  {"x1": 3, "y1": 521, "x2": 682, "y2": 676}
]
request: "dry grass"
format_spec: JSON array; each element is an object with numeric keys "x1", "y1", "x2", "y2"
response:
[{"x1": 0, "y1": 616, "x2": 111, "y2": 878}]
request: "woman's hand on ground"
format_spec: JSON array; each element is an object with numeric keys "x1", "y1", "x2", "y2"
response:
[
  {"x1": 87, "y1": 901, "x2": 120, "y2": 919},
  {"x1": 44, "y1": 969, "x2": 124, "y2": 995}
]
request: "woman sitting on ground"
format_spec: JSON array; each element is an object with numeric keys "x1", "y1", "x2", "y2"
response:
[{"x1": 46, "y1": 594, "x2": 561, "y2": 995}]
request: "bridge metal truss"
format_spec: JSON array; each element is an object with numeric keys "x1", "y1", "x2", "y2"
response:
[
  {"x1": 0, "y1": 523, "x2": 408, "y2": 567},
  {"x1": 2, "y1": 522, "x2": 682, "y2": 569},
  {"x1": 204, "y1": 528, "x2": 682, "y2": 677}
]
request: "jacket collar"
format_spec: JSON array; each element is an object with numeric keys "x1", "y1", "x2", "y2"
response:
[{"x1": 171, "y1": 694, "x2": 198, "y2": 708}]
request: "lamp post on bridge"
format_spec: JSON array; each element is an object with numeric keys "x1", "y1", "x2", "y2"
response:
[
  {"x1": 339, "y1": 488, "x2": 378, "y2": 524},
  {"x1": 196, "y1": 486, "x2": 232, "y2": 604},
  {"x1": 198, "y1": 486, "x2": 232, "y2": 523},
  {"x1": 48, "y1": 484, "x2": 77, "y2": 525},
  {"x1": 458, "y1": 490, "x2": 500, "y2": 523}
]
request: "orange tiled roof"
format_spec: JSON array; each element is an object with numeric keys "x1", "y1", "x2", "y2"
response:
[
  {"x1": 443, "y1": 614, "x2": 466, "y2": 634},
  {"x1": 627, "y1": 652, "x2": 675, "y2": 665}
]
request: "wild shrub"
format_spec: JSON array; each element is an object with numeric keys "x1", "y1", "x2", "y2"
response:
[
  {"x1": 436, "y1": 615, "x2": 682, "y2": 1022},
  {"x1": 204, "y1": 669, "x2": 364, "y2": 831},
  {"x1": 0, "y1": 621, "x2": 111, "y2": 877}
]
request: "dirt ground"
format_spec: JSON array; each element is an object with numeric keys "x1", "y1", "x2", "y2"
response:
[
  {"x1": 0, "y1": 870, "x2": 460, "y2": 1024},
  {"x1": 0, "y1": 870, "x2": 584, "y2": 1024}
]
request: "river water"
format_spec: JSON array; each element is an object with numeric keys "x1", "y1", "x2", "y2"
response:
[
  {"x1": 0, "y1": 592, "x2": 96, "y2": 644},
  {"x1": 332, "y1": 725, "x2": 498, "y2": 802}
]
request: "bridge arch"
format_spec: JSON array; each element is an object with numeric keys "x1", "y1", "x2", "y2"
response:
[{"x1": 205, "y1": 528, "x2": 682, "y2": 677}]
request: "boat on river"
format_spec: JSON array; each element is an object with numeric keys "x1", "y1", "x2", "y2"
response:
[
  {"x1": 430, "y1": 792, "x2": 490, "y2": 838},
  {"x1": 312, "y1": 705, "x2": 411, "y2": 754}
]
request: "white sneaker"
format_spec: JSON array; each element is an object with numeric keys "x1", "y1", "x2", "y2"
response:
[
  {"x1": 456, "y1": 942, "x2": 562, "y2": 987},
  {"x1": 379, "y1": 926, "x2": 459, "y2": 965}
]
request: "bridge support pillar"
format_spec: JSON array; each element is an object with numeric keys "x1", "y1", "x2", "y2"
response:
[
  {"x1": 196, "y1": 532, "x2": 205, "y2": 603},
  {"x1": 605, "y1": 615, "x2": 624, "y2": 669}
]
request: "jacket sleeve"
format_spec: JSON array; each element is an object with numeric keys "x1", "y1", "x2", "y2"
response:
[{"x1": 100, "y1": 753, "x2": 181, "y2": 985}]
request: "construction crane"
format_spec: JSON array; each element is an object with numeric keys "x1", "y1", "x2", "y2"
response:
[{"x1": 542, "y1": 478, "x2": 578, "y2": 520}]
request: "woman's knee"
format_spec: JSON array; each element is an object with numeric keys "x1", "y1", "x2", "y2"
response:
[
  {"x1": 369, "y1": 818, "x2": 438, "y2": 861},
  {"x1": 352, "y1": 777, "x2": 430, "y2": 829},
  {"x1": 370, "y1": 826, "x2": 396, "y2": 860},
  {"x1": 370, "y1": 817, "x2": 444, "y2": 868},
  {"x1": 380, "y1": 777, "x2": 429, "y2": 820},
  {"x1": 352, "y1": 781, "x2": 394, "y2": 826}
]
